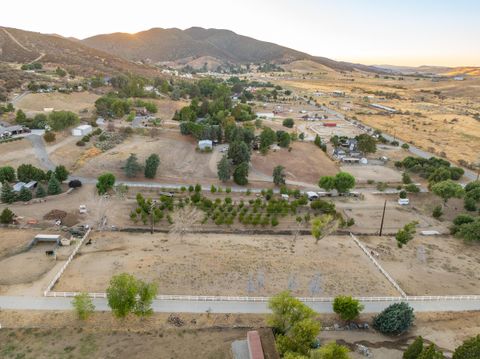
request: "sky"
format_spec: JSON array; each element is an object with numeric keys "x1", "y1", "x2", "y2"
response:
[{"x1": 1, "y1": 0, "x2": 479, "y2": 67}]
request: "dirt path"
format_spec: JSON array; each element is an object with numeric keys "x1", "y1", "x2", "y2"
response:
[{"x1": 1, "y1": 28, "x2": 32, "y2": 52}]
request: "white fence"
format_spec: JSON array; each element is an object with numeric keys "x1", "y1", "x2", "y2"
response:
[
  {"x1": 43, "y1": 228, "x2": 91, "y2": 296},
  {"x1": 349, "y1": 233, "x2": 407, "y2": 298},
  {"x1": 44, "y1": 291, "x2": 480, "y2": 303}
]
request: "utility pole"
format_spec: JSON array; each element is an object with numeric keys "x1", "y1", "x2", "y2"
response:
[{"x1": 379, "y1": 200, "x2": 387, "y2": 236}]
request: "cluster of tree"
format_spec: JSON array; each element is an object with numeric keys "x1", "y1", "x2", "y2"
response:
[
  {"x1": 395, "y1": 156, "x2": 464, "y2": 185},
  {"x1": 109, "y1": 74, "x2": 152, "y2": 98},
  {"x1": 318, "y1": 172, "x2": 356, "y2": 193},
  {"x1": 403, "y1": 335, "x2": 480, "y2": 359},
  {"x1": 15, "y1": 110, "x2": 79, "y2": 131},
  {"x1": 95, "y1": 94, "x2": 157, "y2": 118},
  {"x1": 259, "y1": 127, "x2": 292, "y2": 153},
  {"x1": 130, "y1": 192, "x2": 174, "y2": 226},
  {"x1": 0, "y1": 102, "x2": 14, "y2": 116},
  {"x1": 0, "y1": 165, "x2": 68, "y2": 203},
  {"x1": 21, "y1": 62, "x2": 42, "y2": 71},
  {"x1": 258, "y1": 63, "x2": 285, "y2": 73},
  {"x1": 451, "y1": 214, "x2": 480, "y2": 242}
]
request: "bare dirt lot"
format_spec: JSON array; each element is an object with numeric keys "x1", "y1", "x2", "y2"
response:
[
  {"x1": 338, "y1": 194, "x2": 445, "y2": 234},
  {"x1": 74, "y1": 131, "x2": 218, "y2": 182},
  {"x1": 360, "y1": 235, "x2": 480, "y2": 296},
  {"x1": 340, "y1": 164, "x2": 402, "y2": 183},
  {"x1": 251, "y1": 141, "x2": 339, "y2": 185},
  {"x1": 0, "y1": 138, "x2": 42, "y2": 168},
  {"x1": 15, "y1": 91, "x2": 100, "y2": 115},
  {"x1": 55, "y1": 232, "x2": 397, "y2": 297}
]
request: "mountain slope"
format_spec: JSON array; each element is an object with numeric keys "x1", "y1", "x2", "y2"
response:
[
  {"x1": 82, "y1": 27, "x2": 379, "y2": 72},
  {"x1": 0, "y1": 26, "x2": 160, "y2": 77}
]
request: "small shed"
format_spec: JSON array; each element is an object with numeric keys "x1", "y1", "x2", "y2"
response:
[
  {"x1": 198, "y1": 140, "x2": 213, "y2": 151},
  {"x1": 72, "y1": 125, "x2": 93, "y2": 137},
  {"x1": 25, "y1": 181, "x2": 38, "y2": 190}
]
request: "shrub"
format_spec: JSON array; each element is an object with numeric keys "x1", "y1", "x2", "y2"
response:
[
  {"x1": 43, "y1": 131, "x2": 56, "y2": 143},
  {"x1": 333, "y1": 296, "x2": 363, "y2": 322},
  {"x1": 402, "y1": 172, "x2": 412, "y2": 184},
  {"x1": 72, "y1": 292, "x2": 95, "y2": 320},
  {"x1": 432, "y1": 205, "x2": 443, "y2": 219},
  {"x1": 405, "y1": 184, "x2": 420, "y2": 193},
  {"x1": 76, "y1": 140, "x2": 85, "y2": 146},
  {"x1": 373, "y1": 302, "x2": 414, "y2": 335},
  {"x1": 399, "y1": 190, "x2": 407, "y2": 199},
  {"x1": 36, "y1": 185, "x2": 46, "y2": 198},
  {"x1": 401, "y1": 143, "x2": 410, "y2": 149}
]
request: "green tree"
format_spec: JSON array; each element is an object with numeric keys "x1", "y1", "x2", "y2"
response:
[
  {"x1": 96, "y1": 173, "x2": 116, "y2": 194},
  {"x1": 334, "y1": 172, "x2": 356, "y2": 193},
  {"x1": 311, "y1": 342, "x2": 350, "y2": 359},
  {"x1": 402, "y1": 172, "x2": 412, "y2": 184},
  {"x1": 0, "y1": 208, "x2": 15, "y2": 224},
  {"x1": 134, "y1": 280, "x2": 158, "y2": 316},
  {"x1": 319, "y1": 176, "x2": 335, "y2": 191},
  {"x1": 1, "y1": 183, "x2": 16, "y2": 203},
  {"x1": 233, "y1": 162, "x2": 249, "y2": 185},
  {"x1": 17, "y1": 164, "x2": 46, "y2": 182},
  {"x1": 54, "y1": 165, "x2": 69, "y2": 182},
  {"x1": 268, "y1": 292, "x2": 320, "y2": 356},
  {"x1": 273, "y1": 165, "x2": 286, "y2": 186},
  {"x1": 47, "y1": 176, "x2": 62, "y2": 195},
  {"x1": 15, "y1": 109, "x2": 27, "y2": 123},
  {"x1": 453, "y1": 335, "x2": 480, "y2": 359},
  {"x1": 311, "y1": 215, "x2": 333, "y2": 242},
  {"x1": 228, "y1": 141, "x2": 250, "y2": 165},
  {"x1": 36, "y1": 185, "x2": 46, "y2": 198},
  {"x1": 217, "y1": 155, "x2": 232, "y2": 182},
  {"x1": 47, "y1": 111, "x2": 80, "y2": 131},
  {"x1": 72, "y1": 292, "x2": 95, "y2": 320},
  {"x1": 0, "y1": 166, "x2": 15, "y2": 183},
  {"x1": 144, "y1": 154, "x2": 160, "y2": 179},
  {"x1": 356, "y1": 134, "x2": 377, "y2": 154},
  {"x1": 333, "y1": 296, "x2": 364, "y2": 322},
  {"x1": 431, "y1": 180, "x2": 465, "y2": 204},
  {"x1": 277, "y1": 131, "x2": 291, "y2": 148},
  {"x1": 373, "y1": 302, "x2": 414, "y2": 335},
  {"x1": 18, "y1": 187, "x2": 32, "y2": 202},
  {"x1": 396, "y1": 221, "x2": 418, "y2": 248},
  {"x1": 125, "y1": 153, "x2": 142, "y2": 178},
  {"x1": 106, "y1": 273, "x2": 139, "y2": 318},
  {"x1": 404, "y1": 337, "x2": 424, "y2": 359},
  {"x1": 283, "y1": 118, "x2": 294, "y2": 128},
  {"x1": 260, "y1": 127, "x2": 277, "y2": 151}
]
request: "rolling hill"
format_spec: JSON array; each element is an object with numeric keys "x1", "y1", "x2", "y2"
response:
[
  {"x1": 82, "y1": 27, "x2": 380, "y2": 73},
  {"x1": 0, "y1": 26, "x2": 160, "y2": 77}
]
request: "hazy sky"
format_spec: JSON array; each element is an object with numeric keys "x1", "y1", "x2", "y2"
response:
[{"x1": 1, "y1": 0, "x2": 479, "y2": 66}]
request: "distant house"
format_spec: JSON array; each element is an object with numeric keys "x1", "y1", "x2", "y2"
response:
[
  {"x1": 198, "y1": 140, "x2": 213, "y2": 151},
  {"x1": 453, "y1": 76, "x2": 465, "y2": 81},
  {"x1": 256, "y1": 112, "x2": 274, "y2": 119},
  {"x1": 72, "y1": 125, "x2": 93, "y2": 137},
  {"x1": 370, "y1": 103, "x2": 397, "y2": 114}
]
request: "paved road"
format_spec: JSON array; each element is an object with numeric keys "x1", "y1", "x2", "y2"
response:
[
  {"x1": 27, "y1": 134, "x2": 56, "y2": 171},
  {"x1": 1, "y1": 296, "x2": 480, "y2": 314}
]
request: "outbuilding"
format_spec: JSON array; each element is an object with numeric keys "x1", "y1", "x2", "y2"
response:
[
  {"x1": 198, "y1": 140, "x2": 213, "y2": 151},
  {"x1": 72, "y1": 125, "x2": 93, "y2": 137}
]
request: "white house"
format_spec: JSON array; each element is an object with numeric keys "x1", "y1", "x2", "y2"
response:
[
  {"x1": 72, "y1": 125, "x2": 93, "y2": 137},
  {"x1": 198, "y1": 140, "x2": 213, "y2": 151}
]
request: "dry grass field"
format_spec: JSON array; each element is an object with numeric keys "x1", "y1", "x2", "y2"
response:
[
  {"x1": 277, "y1": 70, "x2": 480, "y2": 166},
  {"x1": 251, "y1": 141, "x2": 339, "y2": 184},
  {"x1": 55, "y1": 232, "x2": 398, "y2": 297},
  {"x1": 360, "y1": 235, "x2": 480, "y2": 295},
  {"x1": 15, "y1": 91, "x2": 100, "y2": 114},
  {"x1": 0, "y1": 138, "x2": 42, "y2": 168}
]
